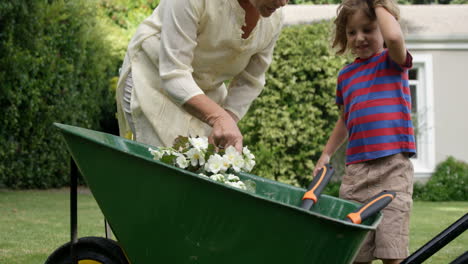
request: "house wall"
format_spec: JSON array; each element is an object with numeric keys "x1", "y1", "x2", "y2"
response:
[
  {"x1": 432, "y1": 50, "x2": 468, "y2": 164},
  {"x1": 412, "y1": 50, "x2": 468, "y2": 165}
]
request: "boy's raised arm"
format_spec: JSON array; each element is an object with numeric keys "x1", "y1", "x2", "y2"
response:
[{"x1": 374, "y1": 2, "x2": 407, "y2": 65}]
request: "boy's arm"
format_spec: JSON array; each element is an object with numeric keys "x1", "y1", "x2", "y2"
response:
[
  {"x1": 374, "y1": 3, "x2": 407, "y2": 65},
  {"x1": 313, "y1": 110, "x2": 348, "y2": 176}
]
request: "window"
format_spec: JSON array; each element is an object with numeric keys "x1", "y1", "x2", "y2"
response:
[{"x1": 408, "y1": 54, "x2": 435, "y2": 178}]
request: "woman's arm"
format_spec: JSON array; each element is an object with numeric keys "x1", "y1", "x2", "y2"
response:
[
  {"x1": 223, "y1": 28, "x2": 282, "y2": 120},
  {"x1": 184, "y1": 95, "x2": 243, "y2": 151},
  {"x1": 158, "y1": 0, "x2": 243, "y2": 150},
  {"x1": 374, "y1": 2, "x2": 407, "y2": 65},
  {"x1": 158, "y1": 0, "x2": 204, "y2": 105}
]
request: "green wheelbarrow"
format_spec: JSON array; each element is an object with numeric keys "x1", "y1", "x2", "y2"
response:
[{"x1": 46, "y1": 123, "x2": 384, "y2": 264}]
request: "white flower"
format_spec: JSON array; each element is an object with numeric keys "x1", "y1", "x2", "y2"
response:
[
  {"x1": 242, "y1": 146, "x2": 252, "y2": 156},
  {"x1": 231, "y1": 155, "x2": 245, "y2": 172},
  {"x1": 244, "y1": 151, "x2": 255, "y2": 161},
  {"x1": 243, "y1": 159, "x2": 256, "y2": 172},
  {"x1": 148, "y1": 147, "x2": 164, "y2": 160},
  {"x1": 222, "y1": 146, "x2": 244, "y2": 172},
  {"x1": 226, "y1": 181, "x2": 247, "y2": 190},
  {"x1": 227, "y1": 174, "x2": 240, "y2": 182},
  {"x1": 225, "y1": 181, "x2": 238, "y2": 188},
  {"x1": 205, "y1": 154, "x2": 225, "y2": 174},
  {"x1": 162, "y1": 149, "x2": 176, "y2": 156},
  {"x1": 189, "y1": 137, "x2": 208, "y2": 151},
  {"x1": 241, "y1": 146, "x2": 255, "y2": 172},
  {"x1": 186, "y1": 148, "x2": 205, "y2": 167},
  {"x1": 236, "y1": 181, "x2": 247, "y2": 190},
  {"x1": 209, "y1": 173, "x2": 226, "y2": 183},
  {"x1": 224, "y1": 146, "x2": 239, "y2": 161},
  {"x1": 244, "y1": 147, "x2": 255, "y2": 159},
  {"x1": 175, "y1": 154, "x2": 189, "y2": 169},
  {"x1": 221, "y1": 157, "x2": 232, "y2": 172},
  {"x1": 148, "y1": 137, "x2": 255, "y2": 193}
]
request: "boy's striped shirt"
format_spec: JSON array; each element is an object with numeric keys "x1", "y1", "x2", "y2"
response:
[{"x1": 336, "y1": 49, "x2": 416, "y2": 164}]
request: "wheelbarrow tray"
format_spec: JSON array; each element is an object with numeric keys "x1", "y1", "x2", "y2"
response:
[{"x1": 55, "y1": 123, "x2": 382, "y2": 264}]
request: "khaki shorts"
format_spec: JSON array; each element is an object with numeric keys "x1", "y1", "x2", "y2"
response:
[{"x1": 340, "y1": 153, "x2": 414, "y2": 262}]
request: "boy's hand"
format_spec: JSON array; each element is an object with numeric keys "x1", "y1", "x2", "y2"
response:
[
  {"x1": 371, "y1": 0, "x2": 400, "y2": 20},
  {"x1": 313, "y1": 154, "x2": 331, "y2": 176},
  {"x1": 373, "y1": 0, "x2": 385, "y2": 7}
]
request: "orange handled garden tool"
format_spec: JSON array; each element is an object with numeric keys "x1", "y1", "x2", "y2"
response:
[
  {"x1": 300, "y1": 164, "x2": 335, "y2": 210},
  {"x1": 345, "y1": 190, "x2": 396, "y2": 224}
]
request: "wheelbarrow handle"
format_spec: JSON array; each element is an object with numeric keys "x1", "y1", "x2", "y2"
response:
[
  {"x1": 449, "y1": 251, "x2": 468, "y2": 264},
  {"x1": 401, "y1": 213, "x2": 468, "y2": 264},
  {"x1": 300, "y1": 164, "x2": 335, "y2": 210},
  {"x1": 345, "y1": 190, "x2": 396, "y2": 224}
]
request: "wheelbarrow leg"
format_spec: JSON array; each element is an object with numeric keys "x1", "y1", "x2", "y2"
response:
[
  {"x1": 44, "y1": 157, "x2": 128, "y2": 264},
  {"x1": 105, "y1": 219, "x2": 113, "y2": 239},
  {"x1": 401, "y1": 213, "x2": 468, "y2": 264},
  {"x1": 71, "y1": 158, "x2": 115, "y2": 255},
  {"x1": 70, "y1": 157, "x2": 79, "y2": 264}
]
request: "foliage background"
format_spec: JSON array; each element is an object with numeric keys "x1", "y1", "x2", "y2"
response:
[
  {"x1": 413, "y1": 157, "x2": 468, "y2": 201},
  {"x1": 98, "y1": 0, "x2": 160, "y2": 60},
  {"x1": 0, "y1": 0, "x2": 117, "y2": 188},
  {"x1": 239, "y1": 22, "x2": 349, "y2": 187},
  {"x1": 0, "y1": 0, "x2": 159, "y2": 189}
]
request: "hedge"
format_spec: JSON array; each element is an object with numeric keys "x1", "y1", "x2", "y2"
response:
[
  {"x1": 97, "y1": 0, "x2": 160, "y2": 60},
  {"x1": 413, "y1": 157, "x2": 468, "y2": 201},
  {"x1": 239, "y1": 22, "x2": 350, "y2": 187},
  {"x1": 0, "y1": 0, "x2": 118, "y2": 188}
]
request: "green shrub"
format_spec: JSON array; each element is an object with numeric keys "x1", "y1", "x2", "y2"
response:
[
  {"x1": 97, "y1": 0, "x2": 160, "y2": 60},
  {"x1": 323, "y1": 180, "x2": 341, "y2": 197},
  {"x1": 0, "y1": 0, "x2": 118, "y2": 188},
  {"x1": 239, "y1": 22, "x2": 350, "y2": 187},
  {"x1": 412, "y1": 181, "x2": 426, "y2": 200},
  {"x1": 413, "y1": 157, "x2": 468, "y2": 201}
]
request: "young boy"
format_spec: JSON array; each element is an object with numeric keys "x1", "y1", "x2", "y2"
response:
[{"x1": 313, "y1": 0, "x2": 415, "y2": 263}]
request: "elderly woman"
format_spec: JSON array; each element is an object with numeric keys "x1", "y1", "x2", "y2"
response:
[{"x1": 116, "y1": 0, "x2": 288, "y2": 151}]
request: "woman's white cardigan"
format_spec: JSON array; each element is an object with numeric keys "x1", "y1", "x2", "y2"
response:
[{"x1": 116, "y1": 0, "x2": 283, "y2": 147}]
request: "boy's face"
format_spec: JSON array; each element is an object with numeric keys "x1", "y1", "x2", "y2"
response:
[
  {"x1": 249, "y1": 0, "x2": 289, "y2": 17},
  {"x1": 346, "y1": 9, "x2": 384, "y2": 59}
]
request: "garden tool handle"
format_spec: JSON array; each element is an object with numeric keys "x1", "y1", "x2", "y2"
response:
[
  {"x1": 300, "y1": 164, "x2": 335, "y2": 210},
  {"x1": 345, "y1": 190, "x2": 396, "y2": 224}
]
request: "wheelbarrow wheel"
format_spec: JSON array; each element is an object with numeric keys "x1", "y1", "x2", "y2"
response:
[{"x1": 44, "y1": 236, "x2": 129, "y2": 264}]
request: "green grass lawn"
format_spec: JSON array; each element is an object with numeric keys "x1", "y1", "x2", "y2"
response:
[
  {"x1": 406, "y1": 202, "x2": 467, "y2": 264},
  {"x1": 0, "y1": 189, "x2": 466, "y2": 264}
]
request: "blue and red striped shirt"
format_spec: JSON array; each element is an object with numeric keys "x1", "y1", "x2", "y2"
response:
[{"x1": 336, "y1": 49, "x2": 416, "y2": 164}]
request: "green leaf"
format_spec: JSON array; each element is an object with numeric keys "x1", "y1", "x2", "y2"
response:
[
  {"x1": 160, "y1": 155, "x2": 176, "y2": 165},
  {"x1": 172, "y1": 135, "x2": 189, "y2": 152},
  {"x1": 205, "y1": 144, "x2": 216, "y2": 161}
]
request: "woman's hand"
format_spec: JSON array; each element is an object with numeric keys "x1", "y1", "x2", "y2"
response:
[
  {"x1": 183, "y1": 94, "x2": 243, "y2": 152},
  {"x1": 225, "y1": 109, "x2": 240, "y2": 123},
  {"x1": 313, "y1": 154, "x2": 331, "y2": 177},
  {"x1": 209, "y1": 114, "x2": 243, "y2": 152}
]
